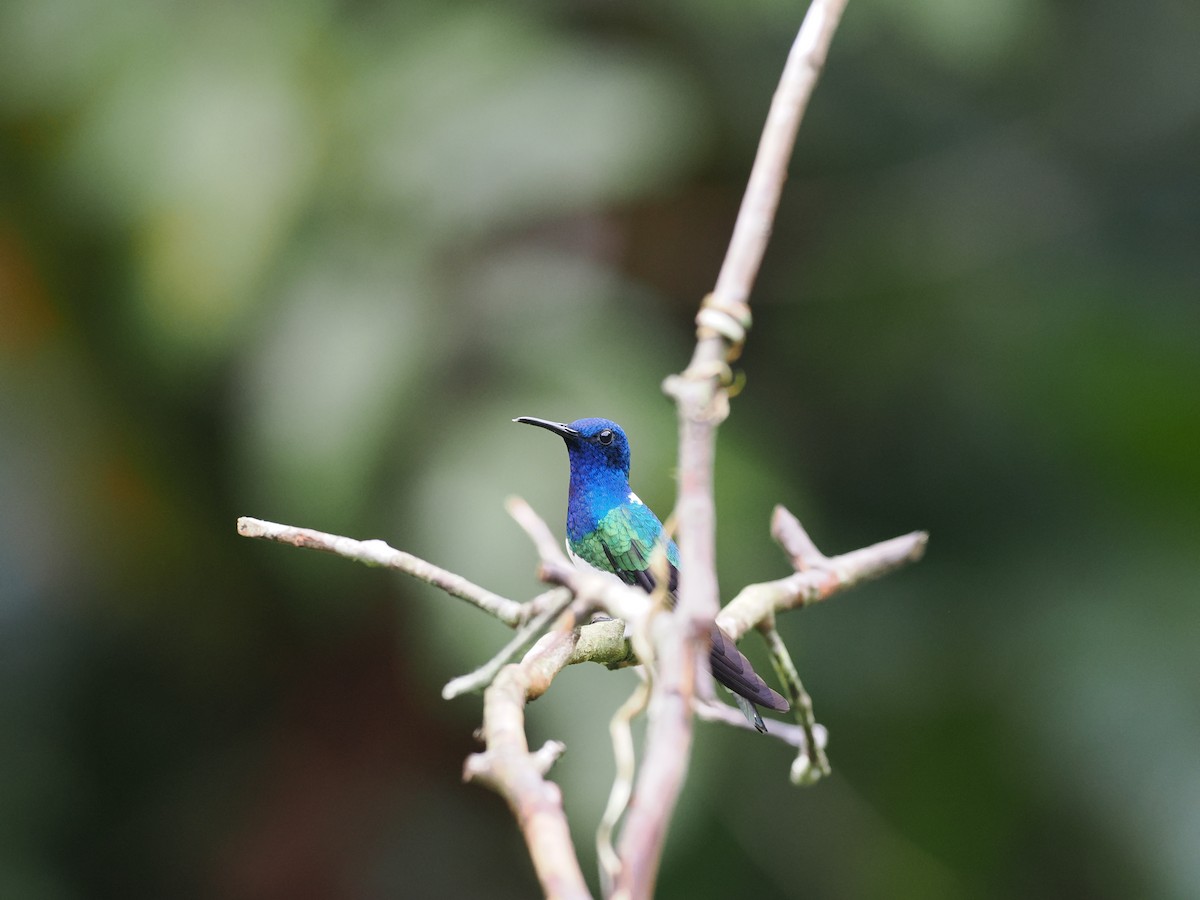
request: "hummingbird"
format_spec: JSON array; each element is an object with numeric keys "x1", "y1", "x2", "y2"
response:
[{"x1": 514, "y1": 415, "x2": 790, "y2": 732}]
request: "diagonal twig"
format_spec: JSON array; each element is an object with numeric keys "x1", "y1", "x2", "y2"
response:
[
  {"x1": 717, "y1": 514, "x2": 929, "y2": 642},
  {"x1": 443, "y1": 588, "x2": 574, "y2": 699},
  {"x1": 694, "y1": 699, "x2": 826, "y2": 752},
  {"x1": 236, "y1": 516, "x2": 526, "y2": 626},
  {"x1": 758, "y1": 622, "x2": 830, "y2": 784}
]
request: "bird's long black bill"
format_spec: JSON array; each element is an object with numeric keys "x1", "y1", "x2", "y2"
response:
[{"x1": 513, "y1": 416, "x2": 579, "y2": 439}]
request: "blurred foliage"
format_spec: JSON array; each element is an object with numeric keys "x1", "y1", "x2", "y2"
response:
[{"x1": 2, "y1": 0, "x2": 1198, "y2": 898}]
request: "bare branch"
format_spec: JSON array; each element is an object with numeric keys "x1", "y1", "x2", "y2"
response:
[
  {"x1": 506, "y1": 496, "x2": 575, "y2": 579},
  {"x1": 568, "y1": 618, "x2": 634, "y2": 668},
  {"x1": 237, "y1": 516, "x2": 526, "y2": 627},
  {"x1": 694, "y1": 700, "x2": 826, "y2": 753},
  {"x1": 710, "y1": 0, "x2": 850, "y2": 318},
  {"x1": 597, "y1": 680, "x2": 651, "y2": 896},
  {"x1": 463, "y1": 627, "x2": 593, "y2": 900},
  {"x1": 718, "y1": 525, "x2": 929, "y2": 642},
  {"x1": 759, "y1": 623, "x2": 830, "y2": 783},
  {"x1": 443, "y1": 588, "x2": 574, "y2": 699},
  {"x1": 449, "y1": 598, "x2": 634, "y2": 691},
  {"x1": 622, "y1": 2, "x2": 851, "y2": 895},
  {"x1": 770, "y1": 504, "x2": 827, "y2": 569}
]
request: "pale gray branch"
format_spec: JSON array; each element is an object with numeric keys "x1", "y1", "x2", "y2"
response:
[
  {"x1": 620, "y1": 2, "x2": 851, "y2": 897},
  {"x1": 443, "y1": 588, "x2": 574, "y2": 699},
  {"x1": 718, "y1": 524, "x2": 929, "y2": 642},
  {"x1": 771, "y1": 504, "x2": 827, "y2": 569},
  {"x1": 694, "y1": 700, "x2": 826, "y2": 753},
  {"x1": 597, "y1": 680, "x2": 651, "y2": 897},
  {"x1": 506, "y1": 495, "x2": 574, "y2": 578},
  {"x1": 463, "y1": 628, "x2": 593, "y2": 900},
  {"x1": 236, "y1": 516, "x2": 526, "y2": 627},
  {"x1": 710, "y1": 0, "x2": 850, "y2": 316}
]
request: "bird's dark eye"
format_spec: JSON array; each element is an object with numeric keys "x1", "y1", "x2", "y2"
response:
[{"x1": 598, "y1": 429, "x2": 614, "y2": 445}]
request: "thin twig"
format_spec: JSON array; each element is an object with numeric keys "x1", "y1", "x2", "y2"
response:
[
  {"x1": 506, "y1": 496, "x2": 574, "y2": 575},
  {"x1": 771, "y1": 504, "x2": 827, "y2": 569},
  {"x1": 443, "y1": 588, "x2": 574, "y2": 699},
  {"x1": 718, "y1": 526, "x2": 929, "y2": 641},
  {"x1": 236, "y1": 516, "x2": 526, "y2": 626},
  {"x1": 759, "y1": 622, "x2": 830, "y2": 783},
  {"x1": 694, "y1": 700, "x2": 825, "y2": 752},
  {"x1": 597, "y1": 680, "x2": 651, "y2": 896}
]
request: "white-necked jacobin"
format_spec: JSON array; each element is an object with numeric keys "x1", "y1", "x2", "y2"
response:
[{"x1": 514, "y1": 415, "x2": 790, "y2": 732}]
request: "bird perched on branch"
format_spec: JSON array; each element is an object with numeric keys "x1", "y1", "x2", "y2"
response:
[{"x1": 514, "y1": 415, "x2": 789, "y2": 732}]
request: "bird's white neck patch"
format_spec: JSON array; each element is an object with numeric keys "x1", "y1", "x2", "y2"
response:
[{"x1": 567, "y1": 543, "x2": 616, "y2": 577}]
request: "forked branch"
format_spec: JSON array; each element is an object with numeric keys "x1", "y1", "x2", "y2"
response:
[{"x1": 233, "y1": 4, "x2": 932, "y2": 899}]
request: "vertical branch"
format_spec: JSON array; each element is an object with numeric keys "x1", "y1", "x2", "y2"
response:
[
  {"x1": 597, "y1": 681, "x2": 652, "y2": 896},
  {"x1": 711, "y1": 0, "x2": 849, "y2": 314},
  {"x1": 617, "y1": 1, "x2": 851, "y2": 897}
]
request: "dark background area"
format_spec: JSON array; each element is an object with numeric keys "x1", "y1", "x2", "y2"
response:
[{"x1": 2, "y1": 0, "x2": 1198, "y2": 898}]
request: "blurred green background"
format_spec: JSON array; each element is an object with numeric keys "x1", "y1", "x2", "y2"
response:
[{"x1": 2, "y1": 0, "x2": 1197, "y2": 897}]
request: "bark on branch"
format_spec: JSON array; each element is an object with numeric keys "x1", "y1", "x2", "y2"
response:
[{"x1": 462, "y1": 627, "x2": 592, "y2": 900}]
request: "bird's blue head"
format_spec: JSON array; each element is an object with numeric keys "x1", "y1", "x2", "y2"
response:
[
  {"x1": 514, "y1": 416, "x2": 631, "y2": 480},
  {"x1": 514, "y1": 416, "x2": 636, "y2": 535},
  {"x1": 513, "y1": 415, "x2": 657, "y2": 542}
]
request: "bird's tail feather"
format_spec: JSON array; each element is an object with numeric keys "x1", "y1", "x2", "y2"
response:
[{"x1": 733, "y1": 694, "x2": 768, "y2": 733}]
